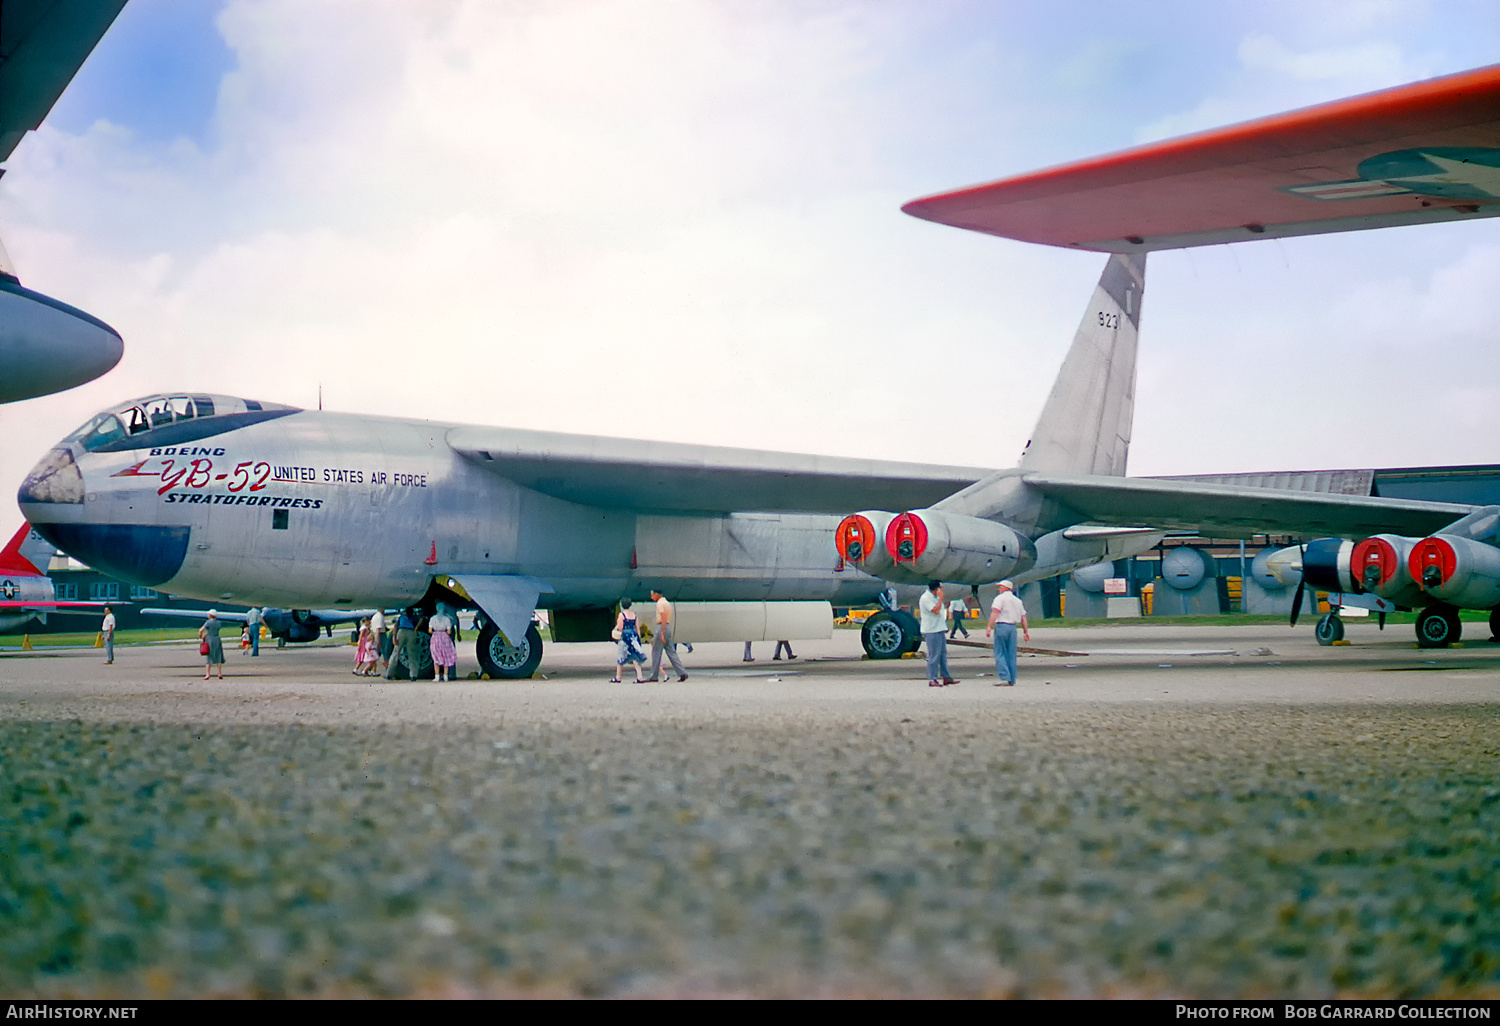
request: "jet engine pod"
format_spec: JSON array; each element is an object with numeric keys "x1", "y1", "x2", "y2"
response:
[
  {"x1": 835, "y1": 511, "x2": 896, "y2": 576},
  {"x1": 1301, "y1": 538, "x2": 1358, "y2": 593},
  {"x1": 1408, "y1": 535, "x2": 1500, "y2": 609},
  {"x1": 1350, "y1": 534, "x2": 1423, "y2": 603},
  {"x1": 883, "y1": 508, "x2": 1034, "y2": 585}
]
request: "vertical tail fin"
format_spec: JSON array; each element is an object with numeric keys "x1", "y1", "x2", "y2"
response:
[
  {"x1": 1017, "y1": 252, "x2": 1145, "y2": 478},
  {"x1": 1, "y1": 525, "x2": 43, "y2": 575}
]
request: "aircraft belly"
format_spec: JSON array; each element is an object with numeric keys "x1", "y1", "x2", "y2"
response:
[{"x1": 632, "y1": 512, "x2": 883, "y2": 602}]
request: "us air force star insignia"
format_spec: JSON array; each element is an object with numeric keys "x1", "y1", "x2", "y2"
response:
[
  {"x1": 1283, "y1": 147, "x2": 1500, "y2": 202},
  {"x1": 1, "y1": 580, "x2": 18, "y2": 600}
]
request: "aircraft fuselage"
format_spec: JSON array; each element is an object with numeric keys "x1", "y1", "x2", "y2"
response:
[{"x1": 19, "y1": 402, "x2": 888, "y2": 611}]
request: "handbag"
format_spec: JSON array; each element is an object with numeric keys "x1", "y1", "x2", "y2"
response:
[
  {"x1": 199, "y1": 640, "x2": 210, "y2": 655},
  {"x1": 611, "y1": 628, "x2": 622, "y2": 641}
]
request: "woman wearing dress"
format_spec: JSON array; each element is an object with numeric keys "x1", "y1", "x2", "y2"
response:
[
  {"x1": 611, "y1": 599, "x2": 650, "y2": 683},
  {"x1": 354, "y1": 618, "x2": 377, "y2": 676},
  {"x1": 199, "y1": 610, "x2": 225, "y2": 681},
  {"x1": 428, "y1": 608, "x2": 458, "y2": 682}
]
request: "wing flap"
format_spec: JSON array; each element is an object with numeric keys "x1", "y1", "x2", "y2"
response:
[
  {"x1": 447, "y1": 427, "x2": 992, "y2": 514},
  {"x1": 1027, "y1": 473, "x2": 1474, "y2": 538}
]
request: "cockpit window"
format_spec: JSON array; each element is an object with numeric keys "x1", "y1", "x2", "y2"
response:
[
  {"x1": 66, "y1": 413, "x2": 127, "y2": 452},
  {"x1": 64, "y1": 394, "x2": 299, "y2": 450}
]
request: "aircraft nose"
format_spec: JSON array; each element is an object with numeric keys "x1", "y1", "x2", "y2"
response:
[
  {"x1": 0, "y1": 283, "x2": 123, "y2": 403},
  {"x1": 1265, "y1": 546, "x2": 1303, "y2": 587},
  {"x1": 17, "y1": 447, "x2": 85, "y2": 505},
  {"x1": 19, "y1": 447, "x2": 191, "y2": 588}
]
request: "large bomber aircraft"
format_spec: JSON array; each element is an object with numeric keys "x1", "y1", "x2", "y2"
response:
[
  {"x1": 16, "y1": 250, "x2": 1472, "y2": 676},
  {"x1": 17, "y1": 66, "x2": 1500, "y2": 672},
  {"x1": 0, "y1": 0, "x2": 127, "y2": 403},
  {"x1": 895, "y1": 63, "x2": 1500, "y2": 649}
]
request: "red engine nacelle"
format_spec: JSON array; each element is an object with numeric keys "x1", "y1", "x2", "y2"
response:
[
  {"x1": 881, "y1": 508, "x2": 1032, "y2": 585},
  {"x1": 835, "y1": 511, "x2": 897, "y2": 577},
  {"x1": 1349, "y1": 534, "x2": 1423, "y2": 605},
  {"x1": 1408, "y1": 535, "x2": 1500, "y2": 609}
]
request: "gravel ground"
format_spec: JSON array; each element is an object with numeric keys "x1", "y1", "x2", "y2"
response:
[{"x1": 2, "y1": 626, "x2": 1498, "y2": 998}]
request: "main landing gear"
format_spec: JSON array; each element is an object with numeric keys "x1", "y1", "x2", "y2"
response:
[
  {"x1": 1415, "y1": 604, "x2": 1461, "y2": 649},
  {"x1": 476, "y1": 618, "x2": 544, "y2": 679},
  {"x1": 860, "y1": 609, "x2": 922, "y2": 659}
]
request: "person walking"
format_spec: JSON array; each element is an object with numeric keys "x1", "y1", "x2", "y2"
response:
[
  {"x1": 101, "y1": 607, "x2": 115, "y2": 664},
  {"x1": 386, "y1": 608, "x2": 424, "y2": 680},
  {"x1": 985, "y1": 580, "x2": 1030, "y2": 686},
  {"x1": 646, "y1": 589, "x2": 688, "y2": 682},
  {"x1": 199, "y1": 610, "x2": 225, "y2": 681},
  {"x1": 611, "y1": 599, "x2": 650, "y2": 683},
  {"x1": 920, "y1": 580, "x2": 957, "y2": 687},
  {"x1": 428, "y1": 607, "x2": 458, "y2": 681},
  {"x1": 354, "y1": 618, "x2": 377, "y2": 676},
  {"x1": 773, "y1": 640, "x2": 795, "y2": 660},
  {"x1": 244, "y1": 607, "x2": 262, "y2": 656},
  {"x1": 948, "y1": 595, "x2": 969, "y2": 639},
  {"x1": 371, "y1": 608, "x2": 391, "y2": 673}
]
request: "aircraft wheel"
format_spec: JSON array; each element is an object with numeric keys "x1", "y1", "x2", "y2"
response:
[
  {"x1": 895, "y1": 609, "x2": 923, "y2": 653},
  {"x1": 1416, "y1": 606, "x2": 1461, "y2": 648},
  {"x1": 477, "y1": 621, "x2": 543, "y2": 679},
  {"x1": 1314, "y1": 612, "x2": 1344, "y2": 646},
  {"x1": 861, "y1": 611, "x2": 912, "y2": 659},
  {"x1": 387, "y1": 636, "x2": 435, "y2": 679},
  {"x1": 1489, "y1": 606, "x2": 1500, "y2": 641}
]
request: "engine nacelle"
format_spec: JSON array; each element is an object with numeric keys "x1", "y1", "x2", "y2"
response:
[
  {"x1": 1408, "y1": 534, "x2": 1500, "y2": 609},
  {"x1": 883, "y1": 509, "x2": 1035, "y2": 585},
  {"x1": 1350, "y1": 534, "x2": 1425, "y2": 604},
  {"x1": 835, "y1": 511, "x2": 897, "y2": 577},
  {"x1": 1300, "y1": 538, "x2": 1360, "y2": 594}
]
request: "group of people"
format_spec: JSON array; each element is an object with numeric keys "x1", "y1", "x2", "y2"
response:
[
  {"x1": 354, "y1": 607, "x2": 459, "y2": 681},
  {"x1": 612, "y1": 590, "x2": 691, "y2": 683},
  {"x1": 919, "y1": 579, "x2": 1030, "y2": 688},
  {"x1": 110, "y1": 584, "x2": 1031, "y2": 688},
  {"x1": 180, "y1": 606, "x2": 460, "y2": 682}
]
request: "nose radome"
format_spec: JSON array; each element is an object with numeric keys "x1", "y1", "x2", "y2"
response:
[
  {"x1": 28, "y1": 522, "x2": 191, "y2": 589},
  {"x1": 17, "y1": 448, "x2": 85, "y2": 505}
]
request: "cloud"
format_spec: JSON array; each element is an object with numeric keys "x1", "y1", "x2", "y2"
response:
[{"x1": 1134, "y1": 32, "x2": 1435, "y2": 142}]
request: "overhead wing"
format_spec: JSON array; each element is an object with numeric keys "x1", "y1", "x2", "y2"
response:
[
  {"x1": 1028, "y1": 473, "x2": 1474, "y2": 539},
  {"x1": 139, "y1": 607, "x2": 250, "y2": 624},
  {"x1": 0, "y1": 600, "x2": 115, "y2": 610},
  {"x1": 447, "y1": 427, "x2": 994, "y2": 514},
  {"x1": 903, "y1": 64, "x2": 1500, "y2": 252},
  {"x1": 0, "y1": 0, "x2": 128, "y2": 162}
]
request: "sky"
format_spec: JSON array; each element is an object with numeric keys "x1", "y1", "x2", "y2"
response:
[{"x1": 3, "y1": 0, "x2": 1500, "y2": 510}]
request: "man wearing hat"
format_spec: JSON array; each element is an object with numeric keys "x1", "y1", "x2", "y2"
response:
[
  {"x1": 985, "y1": 580, "x2": 1030, "y2": 686},
  {"x1": 919, "y1": 579, "x2": 958, "y2": 687}
]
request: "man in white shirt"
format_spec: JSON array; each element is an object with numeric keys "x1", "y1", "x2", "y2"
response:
[
  {"x1": 948, "y1": 595, "x2": 969, "y2": 639},
  {"x1": 918, "y1": 580, "x2": 956, "y2": 687},
  {"x1": 985, "y1": 580, "x2": 1030, "y2": 686},
  {"x1": 370, "y1": 609, "x2": 387, "y2": 671},
  {"x1": 101, "y1": 607, "x2": 115, "y2": 665},
  {"x1": 647, "y1": 589, "x2": 689, "y2": 682}
]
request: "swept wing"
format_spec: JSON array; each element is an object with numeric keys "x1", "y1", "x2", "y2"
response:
[
  {"x1": 903, "y1": 64, "x2": 1500, "y2": 252},
  {"x1": 447, "y1": 427, "x2": 993, "y2": 514},
  {"x1": 1028, "y1": 473, "x2": 1473, "y2": 539}
]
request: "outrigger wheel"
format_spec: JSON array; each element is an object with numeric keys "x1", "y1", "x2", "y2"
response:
[
  {"x1": 1314, "y1": 611, "x2": 1344, "y2": 646},
  {"x1": 476, "y1": 619, "x2": 544, "y2": 679}
]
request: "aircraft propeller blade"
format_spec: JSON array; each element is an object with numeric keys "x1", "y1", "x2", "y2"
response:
[
  {"x1": 1378, "y1": 611, "x2": 1386, "y2": 630},
  {"x1": 1287, "y1": 544, "x2": 1306, "y2": 627}
]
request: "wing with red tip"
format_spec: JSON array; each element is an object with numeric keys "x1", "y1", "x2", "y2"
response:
[{"x1": 903, "y1": 64, "x2": 1500, "y2": 252}]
